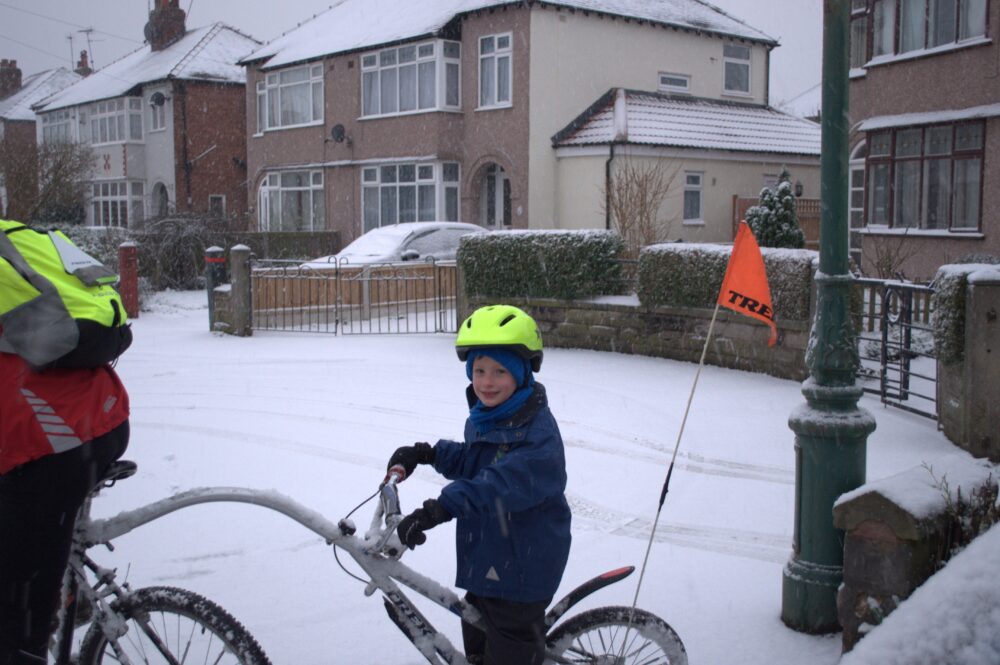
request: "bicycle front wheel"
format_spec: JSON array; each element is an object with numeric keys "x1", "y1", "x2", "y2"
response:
[
  {"x1": 546, "y1": 606, "x2": 687, "y2": 664},
  {"x1": 78, "y1": 586, "x2": 271, "y2": 665}
]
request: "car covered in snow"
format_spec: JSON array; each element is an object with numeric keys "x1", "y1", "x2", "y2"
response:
[{"x1": 302, "y1": 221, "x2": 486, "y2": 268}]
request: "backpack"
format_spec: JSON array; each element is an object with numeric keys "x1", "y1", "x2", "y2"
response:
[{"x1": 0, "y1": 219, "x2": 132, "y2": 369}]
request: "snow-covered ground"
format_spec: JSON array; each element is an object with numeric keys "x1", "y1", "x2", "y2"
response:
[{"x1": 92, "y1": 290, "x2": 972, "y2": 663}]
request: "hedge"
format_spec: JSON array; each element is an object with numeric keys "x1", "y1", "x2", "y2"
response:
[{"x1": 459, "y1": 230, "x2": 625, "y2": 300}]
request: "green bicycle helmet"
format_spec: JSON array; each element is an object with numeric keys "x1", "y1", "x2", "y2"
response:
[{"x1": 456, "y1": 305, "x2": 543, "y2": 372}]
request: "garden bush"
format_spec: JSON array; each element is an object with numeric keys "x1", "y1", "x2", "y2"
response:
[{"x1": 459, "y1": 230, "x2": 625, "y2": 300}]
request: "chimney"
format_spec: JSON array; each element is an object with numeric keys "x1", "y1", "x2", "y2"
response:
[
  {"x1": 75, "y1": 50, "x2": 93, "y2": 77},
  {"x1": 143, "y1": 0, "x2": 187, "y2": 52},
  {"x1": 0, "y1": 59, "x2": 23, "y2": 99}
]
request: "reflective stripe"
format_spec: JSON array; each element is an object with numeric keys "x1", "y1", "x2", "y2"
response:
[{"x1": 19, "y1": 388, "x2": 83, "y2": 453}]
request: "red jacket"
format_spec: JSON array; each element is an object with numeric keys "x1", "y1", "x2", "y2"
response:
[{"x1": 0, "y1": 352, "x2": 129, "y2": 474}]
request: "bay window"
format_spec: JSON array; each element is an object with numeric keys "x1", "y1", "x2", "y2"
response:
[
  {"x1": 90, "y1": 98, "x2": 143, "y2": 145},
  {"x1": 479, "y1": 34, "x2": 511, "y2": 108},
  {"x1": 863, "y1": 0, "x2": 987, "y2": 62},
  {"x1": 259, "y1": 64, "x2": 323, "y2": 130},
  {"x1": 258, "y1": 170, "x2": 325, "y2": 231},
  {"x1": 362, "y1": 40, "x2": 460, "y2": 117},
  {"x1": 362, "y1": 162, "x2": 460, "y2": 232},
  {"x1": 865, "y1": 121, "x2": 983, "y2": 231},
  {"x1": 41, "y1": 110, "x2": 72, "y2": 143},
  {"x1": 90, "y1": 181, "x2": 143, "y2": 228}
]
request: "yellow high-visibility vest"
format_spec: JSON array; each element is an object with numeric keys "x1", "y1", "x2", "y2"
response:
[{"x1": 0, "y1": 219, "x2": 127, "y2": 367}]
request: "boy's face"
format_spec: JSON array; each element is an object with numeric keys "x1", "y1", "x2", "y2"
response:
[{"x1": 471, "y1": 354, "x2": 518, "y2": 408}]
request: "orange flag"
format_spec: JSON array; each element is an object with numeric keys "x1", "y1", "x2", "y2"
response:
[{"x1": 717, "y1": 221, "x2": 777, "y2": 346}]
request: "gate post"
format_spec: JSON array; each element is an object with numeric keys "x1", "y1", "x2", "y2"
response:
[
  {"x1": 205, "y1": 246, "x2": 225, "y2": 331},
  {"x1": 230, "y1": 244, "x2": 252, "y2": 337},
  {"x1": 117, "y1": 241, "x2": 139, "y2": 319}
]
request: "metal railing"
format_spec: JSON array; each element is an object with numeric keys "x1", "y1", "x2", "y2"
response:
[
  {"x1": 251, "y1": 258, "x2": 458, "y2": 335},
  {"x1": 855, "y1": 277, "x2": 937, "y2": 420}
]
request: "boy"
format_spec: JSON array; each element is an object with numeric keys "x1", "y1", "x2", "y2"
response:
[{"x1": 387, "y1": 304, "x2": 571, "y2": 665}]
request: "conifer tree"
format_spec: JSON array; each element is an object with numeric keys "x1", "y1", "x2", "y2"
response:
[{"x1": 744, "y1": 167, "x2": 805, "y2": 248}]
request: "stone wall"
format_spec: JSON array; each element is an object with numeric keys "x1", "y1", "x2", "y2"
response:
[
  {"x1": 465, "y1": 296, "x2": 811, "y2": 381},
  {"x1": 833, "y1": 455, "x2": 997, "y2": 652},
  {"x1": 938, "y1": 276, "x2": 1000, "y2": 462}
]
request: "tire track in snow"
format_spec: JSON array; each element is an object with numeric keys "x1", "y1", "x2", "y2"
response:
[{"x1": 567, "y1": 494, "x2": 790, "y2": 563}]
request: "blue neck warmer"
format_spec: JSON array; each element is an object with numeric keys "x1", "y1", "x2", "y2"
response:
[{"x1": 465, "y1": 348, "x2": 535, "y2": 430}]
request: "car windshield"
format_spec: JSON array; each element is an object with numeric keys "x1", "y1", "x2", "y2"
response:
[{"x1": 337, "y1": 227, "x2": 412, "y2": 261}]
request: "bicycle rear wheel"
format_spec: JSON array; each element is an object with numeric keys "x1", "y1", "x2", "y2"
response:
[
  {"x1": 546, "y1": 606, "x2": 687, "y2": 664},
  {"x1": 78, "y1": 586, "x2": 271, "y2": 665}
]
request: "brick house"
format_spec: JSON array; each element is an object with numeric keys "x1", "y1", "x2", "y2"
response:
[
  {"x1": 240, "y1": 0, "x2": 820, "y2": 247},
  {"x1": 0, "y1": 61, "x2": 81, "y2": 219},
  {"x1": 32, "y1": 0, "x2": 259, "y2": 228},
  {"x1": 848, "y1": 0, "x2": 999, "y2": 280}
]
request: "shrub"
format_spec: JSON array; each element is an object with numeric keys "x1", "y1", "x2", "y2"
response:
[
  {"x1": 638, "y1": 243, "x2": 816, "y2": 321},
  {"x1": 744, "y1": 168, "x2": 806, "y2": 249},
  {"x1": 459, "y1": 230, "x2": 625, "y2": 300}
]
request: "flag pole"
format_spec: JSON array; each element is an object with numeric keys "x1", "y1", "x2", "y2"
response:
[{"x1": 625, "y1": 301, "x2": 722, "y2": 614}]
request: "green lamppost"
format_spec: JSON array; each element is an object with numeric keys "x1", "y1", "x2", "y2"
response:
[{"x1": 781, "y1": 0, "x2": 877, "y2": 633}]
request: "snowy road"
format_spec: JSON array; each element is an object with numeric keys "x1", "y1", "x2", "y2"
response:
[{"x1": 87, "y1": 291, "x2": 955, "y2": 663}]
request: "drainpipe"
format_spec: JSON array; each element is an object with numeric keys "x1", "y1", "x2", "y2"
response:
[
  {"x1": 604, "y1": 142, "x2": 616, "y2": 230},
  {"x1": 177, "y1": 80, "x2": 192, "y2": 209},
  {"x1": 605, "y1": 88, "x2": 629, "y2": 231}
]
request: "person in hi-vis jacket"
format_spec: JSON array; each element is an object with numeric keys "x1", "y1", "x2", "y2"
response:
[{"x1": 0, "y1": 219, "x2": 132, "y2": 664}]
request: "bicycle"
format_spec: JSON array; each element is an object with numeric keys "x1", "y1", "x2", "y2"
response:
[{"x1": 58, "y1": 460, "x2": 688, "y2": 664}]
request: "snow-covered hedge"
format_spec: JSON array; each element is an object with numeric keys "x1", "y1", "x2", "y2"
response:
[
  {"x1": 459, "y1": 230, "x2": 625, "y2": 300},
  {"x1": 638, "y1": 243, "x2": 817, "y2": 321},
  {"x1": 932, "y1": 261, "x2": 1000, "y2": 365}
]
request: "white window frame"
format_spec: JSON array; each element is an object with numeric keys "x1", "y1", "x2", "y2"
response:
[
  {"x1": 90, "y1": 180, "x2": 143, "y2": 228},
  {"x1": 361, "y1": 40, "x2": 461, "y2": 118},
  {"x1": 361, "y1": 161, "x2": 460, "y2": 232},
  {"x1": 258, "y1": 170, "x2": 325, "y2": 231},
  {"x1": 683, "y1": 172, "x2": 704, "y2": 224},
  {"x1": 658, "y1": 72, "x2": 691, "y2": 94},
  {"x1": 41, "y1": 110, "x2": 72, "y2": 143},
  {"x1": 90, "y1": 98, "x2": 143, "y2": 145},
  {"x1": 149, "y1": 96, "x2": 166, "y2": 133},
  {"x1": 722, "y1": 43, "x2": 751, "y2": 96},
  {"x1": 479, "y1": 33, "x2": 512, "y2": 109},
  {"x1": 260, "y1": 64, "x2": 324, "y2": 131}
]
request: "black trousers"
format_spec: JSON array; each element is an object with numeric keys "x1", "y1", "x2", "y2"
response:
[
  {"x1": 461, "y1": 592, "x2": 550, "y2": 665},
  {"x1": 0, "y1": 422, "x2": 129, "y2": 665}
]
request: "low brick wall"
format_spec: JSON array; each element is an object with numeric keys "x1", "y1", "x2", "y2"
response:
[{"x1": 465, "y1": 296, "x2": 810, "y2": 381}]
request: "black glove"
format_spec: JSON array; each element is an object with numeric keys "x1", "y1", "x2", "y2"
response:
[
  {"x1": 386, "y1": 442, "x2": 435, "y2": 480},
  {"x1": 396, "y1": 499, "x2": 451, "y2": 550}
]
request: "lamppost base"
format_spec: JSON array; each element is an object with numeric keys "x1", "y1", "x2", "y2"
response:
[{"x1": 781, "y1": 557, "x2": 842, "y2": 634}]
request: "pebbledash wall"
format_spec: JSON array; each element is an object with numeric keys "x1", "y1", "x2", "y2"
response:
[{"x1": 460, "y1": 294, "x2": 814, "y2": 382}]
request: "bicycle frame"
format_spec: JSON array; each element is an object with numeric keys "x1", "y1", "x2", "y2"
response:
[
  {"x1": 76, "y1": 478, "x2": 637, "y2": 665},
  {"x1": 80, "y1": 483, "x2": 483, "y2": 664}
]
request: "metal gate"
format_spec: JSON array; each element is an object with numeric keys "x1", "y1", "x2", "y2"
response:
[
  {"x1": 251, "y1": 259, "x2": 459, "y2": 334},
  {"x1": 856, "y1": 278, "x2": 937, "y2": 419}
]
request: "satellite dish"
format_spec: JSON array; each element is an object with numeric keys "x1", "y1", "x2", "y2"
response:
[
  {"x1": 331, "y1": 124, "x2": 346, "y2": 143},
  {"x1": 150, "y1": 91, "x2": 167, "y2": 107}
]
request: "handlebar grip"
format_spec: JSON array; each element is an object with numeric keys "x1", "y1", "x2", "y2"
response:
[{"x1": 384, "y1": 465, "x2": 406, "y2": 484}]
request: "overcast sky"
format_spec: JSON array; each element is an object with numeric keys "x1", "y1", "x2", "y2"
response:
[{"x1": 0, "y1": 0, "x2": 822, "y2": 104}]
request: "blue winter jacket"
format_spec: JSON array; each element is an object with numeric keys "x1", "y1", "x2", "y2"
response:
[{"x1": 433, "y1": 383, "x2": 572, "y2": 603}]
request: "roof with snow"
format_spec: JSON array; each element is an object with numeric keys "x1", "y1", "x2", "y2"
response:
[
  {"x1": 0, "y1": 68, "x2": 81, "y2": 122},
  {"x1": 553, "y1": 88, "x2": 822, "y2": 156},
  {"x1": 243, "y1": 0, "x2": 776, "y2": 70},
  {"x1": 35, "y1": 24, "x2": 260, "y2": 113}
]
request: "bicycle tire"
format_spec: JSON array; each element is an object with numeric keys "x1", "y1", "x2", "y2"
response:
[
  {"x1": 546, "y1": 605, "x2": 687, "y2": 664},
  {"x1": 78, "y1": 586, "x2": 271, "y2": 665}
]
